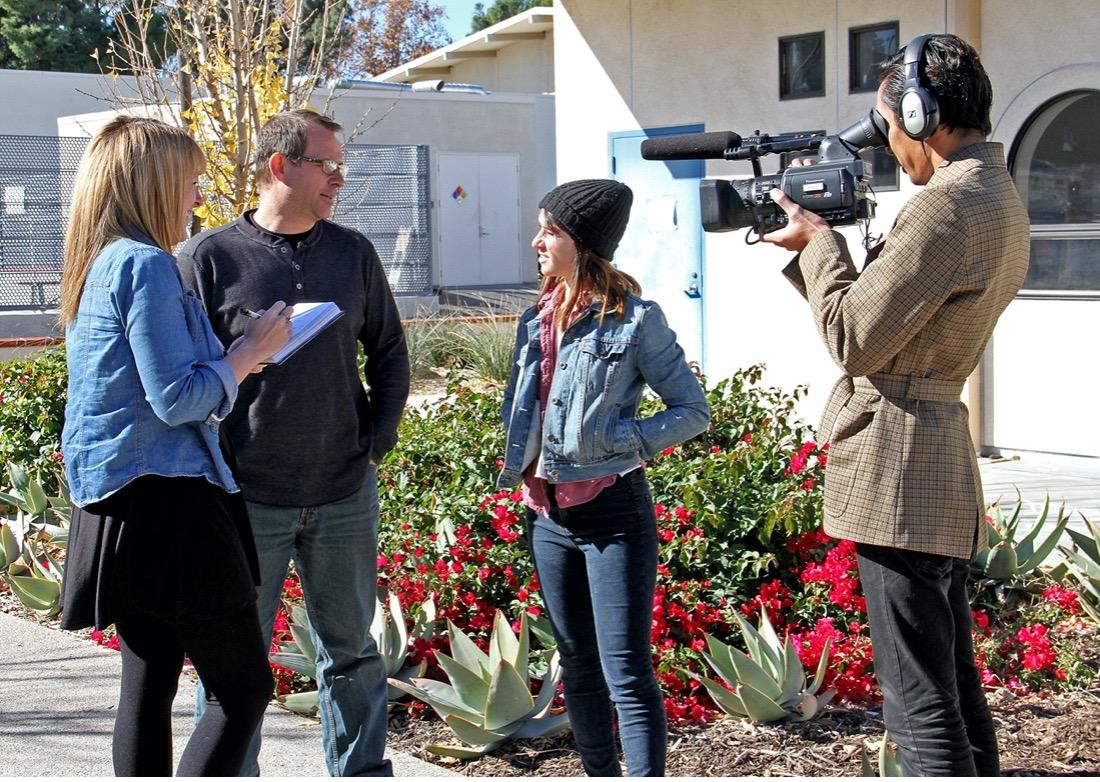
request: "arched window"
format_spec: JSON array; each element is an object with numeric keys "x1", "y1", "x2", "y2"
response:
[{"x1": 1010, "y1": 90, "x2": 1100, "y2": 293}]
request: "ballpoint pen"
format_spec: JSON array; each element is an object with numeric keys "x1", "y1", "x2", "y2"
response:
[{"x1": 241, "y1": 307, "x2": 263, "y2": 319}]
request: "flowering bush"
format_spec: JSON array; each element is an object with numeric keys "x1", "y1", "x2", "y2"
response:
[{"x1": 0, "y1": 348, "x2": 67, "y2": 489}]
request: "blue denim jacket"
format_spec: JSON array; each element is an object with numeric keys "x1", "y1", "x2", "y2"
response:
[
  {"x1": 62, "y1": 235, "x2": 239, "y2": 506},
  {"x1": 497, "y1": 294, "x2": 709, "y2": 487}
]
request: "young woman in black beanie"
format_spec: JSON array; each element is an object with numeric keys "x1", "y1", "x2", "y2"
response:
[{"x1": 497, "y1": 179, "x2": 710, "y2": 776}]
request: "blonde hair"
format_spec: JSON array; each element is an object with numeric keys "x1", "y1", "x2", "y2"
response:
[
  {"x1": 60, "y1": 116, "x2": 205, "y2": 326},
  {"x1": 539, "y1": 213, "x2": 641, "y2": 331}
]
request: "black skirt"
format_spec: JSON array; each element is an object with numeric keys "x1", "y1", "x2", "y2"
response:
[{"x1": 60, "y1": 474, "x2": 260, "y2": 631}]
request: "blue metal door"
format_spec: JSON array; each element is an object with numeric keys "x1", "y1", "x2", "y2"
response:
[{"x1": 610, "y1": 126, "x2": 705, "y2": 368}]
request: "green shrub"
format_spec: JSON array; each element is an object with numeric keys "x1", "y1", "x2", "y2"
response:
[{"x1": 0, "y1": 348, "x2": 67, "y2": 486}]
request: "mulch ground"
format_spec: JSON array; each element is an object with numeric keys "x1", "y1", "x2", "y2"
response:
[{"x1": 386, "y1": 688, "x2": 1100, "y2": 776}]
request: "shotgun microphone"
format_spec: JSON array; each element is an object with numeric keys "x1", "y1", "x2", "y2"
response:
[{"x1": 640, "y1": 131, "x2": 742, "y2": 161}]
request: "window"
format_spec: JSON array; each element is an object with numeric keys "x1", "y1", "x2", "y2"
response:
[
  {"x1": 1010, "y1": 90, "x2": 1100, "y2": 292},
  {"x1": 779, "y1": 32, "x2": 825, "y2": 100},
  {"x1": 849, "y1": 22, "x2": 898, "y2": 93}
]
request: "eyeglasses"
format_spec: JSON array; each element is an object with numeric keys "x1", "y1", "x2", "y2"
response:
[{"x1": 292, "y1": 156, "x2": 348, "y2": 177}]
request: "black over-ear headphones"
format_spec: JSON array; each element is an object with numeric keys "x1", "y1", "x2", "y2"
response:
[{"x1": 899, "y1": 34, "x2": 940, "y2": 140}]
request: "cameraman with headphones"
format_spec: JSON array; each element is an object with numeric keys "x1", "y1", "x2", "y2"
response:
[{"x1": 762, "y1": 34, "x2": 1029, "y2": 775}]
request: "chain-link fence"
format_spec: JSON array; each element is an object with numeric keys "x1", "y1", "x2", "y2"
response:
[{"x1": 0, "y1": 135, "x2": 432, "y2": 311}]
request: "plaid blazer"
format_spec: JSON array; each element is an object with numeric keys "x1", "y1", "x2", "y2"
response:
[{"x1": 783, "y1": 142, "x2": 1030, "y2": 558}]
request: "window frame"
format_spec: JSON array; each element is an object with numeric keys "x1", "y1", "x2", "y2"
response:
[
  {"x1": 778, "y1": 31, "x2": 826, "y2": 101},
  {"x1": 848, "y1": 21, "x2": 899, "y2": 94},
  {"x1": 1008, "y1": 89, "x2": 1100, "y2": 297}
]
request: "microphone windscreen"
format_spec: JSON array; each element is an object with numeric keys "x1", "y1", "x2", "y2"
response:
[{"x1": 640, "y1": 131, "x2": 742, "y2": 160}]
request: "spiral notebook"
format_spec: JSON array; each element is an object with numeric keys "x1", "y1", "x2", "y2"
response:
[{"x1": 261, "y1": 301, "x2": 344, "y2": 365}]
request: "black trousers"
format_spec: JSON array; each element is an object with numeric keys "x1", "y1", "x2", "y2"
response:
[
  {"x1": 856, "y1": 543, "x2": 999, "y2": 777},
  {"x1": 113, "y1": 605, "x2": 272, "y2": 776}
]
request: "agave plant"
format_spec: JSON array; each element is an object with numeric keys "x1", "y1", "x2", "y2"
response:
[
  {"x1": 0, "y1": 464, "x2": 70, "y2": 616},
  {"x1": 387, "y1": 609, "x2": 569, "y2": 759},
  {"x1": 272, "y1": 593, "x2": 437, "y2": 715},
  {"x1": 1059, "y1": 513, "x2": 1100, "y2": 621},
  {"x1": 971, "y1": 496, "x2": 1069, "y2": 584},
  {"x1": 860, "y1": 731, "x2": 903, "y2": 777},
  {"x1": 692, "y1": 607, "x2": 834, "y2": 723}
]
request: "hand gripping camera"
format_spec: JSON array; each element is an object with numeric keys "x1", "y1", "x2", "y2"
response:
[{"x1": 640, "y1": 110, "x2": 889, "y2": 241}]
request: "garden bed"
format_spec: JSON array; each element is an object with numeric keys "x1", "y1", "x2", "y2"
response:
[{"x1": 385, "y1": 684, "x2": 1100, "y2": 777}]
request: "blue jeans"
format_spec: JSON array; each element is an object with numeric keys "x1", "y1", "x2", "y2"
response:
[
  {"x1": 195, "y1": 469, "x2": 391, "y2": 776},
  {"x1": 856, "y1": 543, "x2": 998, "y2": 776},
  {"x1": 526, "y1": 469, "x2": 666, "y2": 777}
]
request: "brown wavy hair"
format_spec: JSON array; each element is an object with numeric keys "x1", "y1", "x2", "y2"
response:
[{"x1": 538, "y1": 211, "x2": 641, "y2": 331}]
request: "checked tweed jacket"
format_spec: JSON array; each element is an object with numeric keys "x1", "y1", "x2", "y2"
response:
[{"x1": 783, "y1": 142, "x2": 1030, "y2": 559}]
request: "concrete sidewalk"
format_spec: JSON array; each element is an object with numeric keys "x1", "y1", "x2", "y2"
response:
[
  {"x1": 978, "y1": 451, "x2": 1100, "y2": 538},
  {"x1": 0, "y1": 610, "x2": 453, "y2": 778}
]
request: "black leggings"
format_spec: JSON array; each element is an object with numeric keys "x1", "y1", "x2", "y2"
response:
[{"x1": 113, "y1": 605, "x2": 272, "y2": 776}]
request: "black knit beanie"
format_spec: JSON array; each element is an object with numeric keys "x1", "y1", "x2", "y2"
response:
[{"x1": 539, "y1": 179, "x2": 633, "y2": 261}]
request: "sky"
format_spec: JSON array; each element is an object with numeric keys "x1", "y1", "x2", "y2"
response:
[{"x1": 437, "y1": 0, "x2": 483, "y2": 42}]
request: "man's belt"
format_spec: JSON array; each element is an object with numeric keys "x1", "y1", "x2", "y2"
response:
[{"x1": 854, "y1": 373, "x2": 965, "y2": 403}]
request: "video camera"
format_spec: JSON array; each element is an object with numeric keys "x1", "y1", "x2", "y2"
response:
[{"x1": 640, "y1": 110, "x2": 889, "y2": 241}]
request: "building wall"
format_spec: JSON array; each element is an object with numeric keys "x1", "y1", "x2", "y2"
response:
[
  {"x1": 0, "y1": 69, "x2": 149, "y2": 136},
  {"x1": 554, "y1": 0, "x2": 1099, "y2": 456},
  {"x1": 323, "y1": 87, "x2": 553, "y2": 287},
  {"x1": 442, "y1": 30, "x2": 555, "y2": 93}
]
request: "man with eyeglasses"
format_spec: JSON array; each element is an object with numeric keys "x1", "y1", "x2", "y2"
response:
[{"x1": 178, "y1": 109, "x2": 409, "y2": 776}]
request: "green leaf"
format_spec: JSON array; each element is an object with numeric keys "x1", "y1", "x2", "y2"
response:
[
  {"x1": 483, "y1": 661, "x2": 535, "y2": 731},
  {"x1": 270, "y1": 651, "x2": 316, "y2": 679},
  {"x1": 1018, "y1": 504, "x2": 1070, "y2": 574},
  {"x1": 443, "y1": 714, "x2": 506, "y2": 746},
  {"x1": 289, "y1": 619, "x2": 317, "y2": 662},
  {"x1": 447, "y1": 620, "x2": 491, "y2": 680},
  {"x1": 489, "y1": 610, "x2": 520, "y2": 674},
  {"x1": 435, "y1": 651, "x2": 490, "y2": 711},
  {"x1": 511, "y1": 710, "x2": 571, "y2": 739},
  {"x1": 698, "y1": 677, "x2": 748, "y2": 718},
  {"x1": 779, "y1": 638, "x2": 804, "y2": 705},
  {"x1": 7, "y1": 574, "x2": 60, "y2": 613},
  {"x1": 426, "y1": 740, "x2": 502, "y2": 760},
  {"x1": 726, "y1": 646, "x2": 782, "y2": 702},
  {"x1": 279, "y1": 689, "x2": 319, "y2": 715},
  {"x1": 808, "y1": 638, "x2": 832, "y2": 695},
  {"x1": 736, "y1": 680, "x2": 790, "y2": 723},
  {"x1": 386, "y1": 678, "x2": 483, "y2": 724},
  {"x1": 0, "y1": 523, "x2": 18, "y2": 570}
]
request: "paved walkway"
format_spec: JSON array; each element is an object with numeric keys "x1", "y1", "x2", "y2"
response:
[
  {"x1": 979, "y1": 452, "x2": 1100, "y2": 539},
  {"x1": 0, "y1": 610, "x2": 453, "y2": 777}
]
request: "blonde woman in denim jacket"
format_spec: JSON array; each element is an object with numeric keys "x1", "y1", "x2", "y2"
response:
[
  {"x1": 498, "y1": 180, "x2": 710, "y2": 776},
  {"x1": 58, "y1": 116, "x2": 291, "y2": 776}
]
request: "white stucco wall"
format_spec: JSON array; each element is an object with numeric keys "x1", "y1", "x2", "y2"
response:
[
  {"x1": 0, "y1": 69, "x2": 151, "y2": 136},
  {"x1": 442, "y1": 31, "x2": 555, "y2": 94},
  {"x1": 554, "y1": 0, "x2": 1099, "y2": 456}
]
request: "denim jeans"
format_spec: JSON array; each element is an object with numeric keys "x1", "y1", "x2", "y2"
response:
[
  {"x1": 196, "y1": 468, "x2": 391, "y2": 776},
  {"x1": 856, "y1": 542, "x2": 998, "y2": 777},
  {"x1": 526, "y1": 469, "x2": 666, "y2": 777}
]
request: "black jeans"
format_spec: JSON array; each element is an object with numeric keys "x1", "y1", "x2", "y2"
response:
[
  {"x1": 526, "y1": 469, "x2": 666, "y2": 777},
  {"x1": 856, "y1": 543, "x2": 999, "y2": 776},
  {"x1": 113, "y1": 605, "x2": 272, "y2": 776}
]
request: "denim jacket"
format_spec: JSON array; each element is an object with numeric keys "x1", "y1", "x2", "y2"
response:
[
  {"x1": 62, "y1": 235, "x2": 239, "y2": 506},
  {"x1": 497, "y1": 293, "x2": 710, "y2": 487}
]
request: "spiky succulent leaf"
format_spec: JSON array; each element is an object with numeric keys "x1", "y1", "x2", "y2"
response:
[
  {"x1": 736, "y1": 680, "x2": 790, "y2": 723},
  {"x1": 447, "y1": 619, "x2": 491, "y2": 680},
  {"x1": 726, "y1": 646, "x2": 782, "y2": 702},
  {"x1": 483, "y1": 661, "x2": 535, "y2": 730},
  {"x1": 703, "y1": 633, "x2": 739, "y2": 685},
  {"x1": 488, "y1": 610, "x2": 520, "y2": 675},
  {"x1": 511, "y1": 710, "x2": 571, "y2": 739},
  {"x1": 0, "y1": 523, "x2": 18, "y2": 570},
  {"x1": 279, "y1": 690, "x2": 319, "y2": 715},
  {"x1": 808, "y1": 638, "x2": 833, "y2": 695},
  {"x1": 698, "y1": 676, "x2": 749, "y2": 717},
  {"x1": 426, "y1": 741, "x2": 503, "y2": 759},
  {"x1": 779, "y1": 638, "x2": 804, "y2": 705},
  {"x1": 388, "y1": 677, "x2": 484, "y2": 724},
  {"x1": 7, "y1": 573, "x2": 59, "y2": 613},
  {"x1": 1017, "y1": 503, "x2": 1069, "y2": 574},
  {"x1": 443, "y1": 714, "x2": 507, "y2": 746},
  {"x1": 434, "y1": 650, "x2": 491, "y2": 711},
  {"x1": 270, "y1": 650, "x2": 316, "y2": 678}
]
